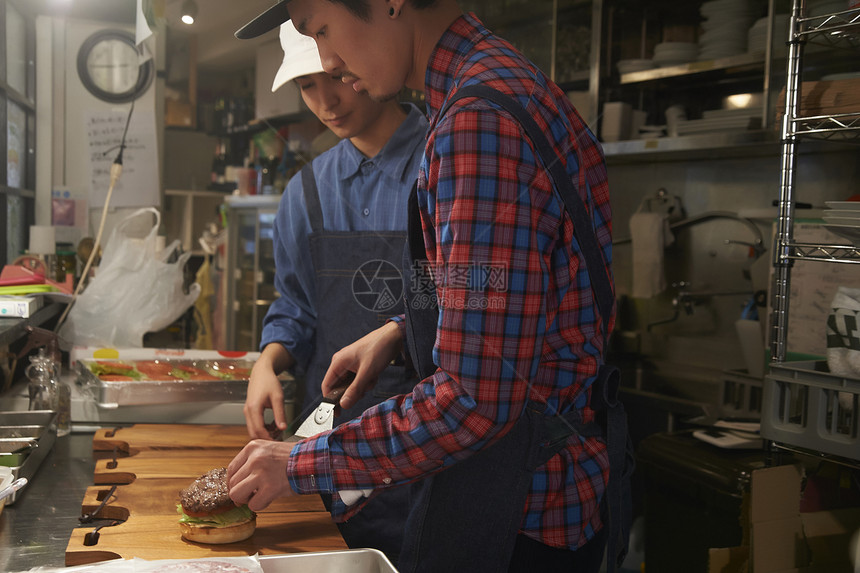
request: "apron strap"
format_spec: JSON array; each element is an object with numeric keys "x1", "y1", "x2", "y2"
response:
[
  {"x1": 438, "y1": 85, "x2": 631, "y2": 572},
  {"x1": 403, "y1": 183, "x2": 439, "y2": 380},
  {"x1": 301, "y1": 163, "x2": 324, "y2": 235},
  {"x1": 438, "y1": 85, "x2": 614, "y2": 344}
]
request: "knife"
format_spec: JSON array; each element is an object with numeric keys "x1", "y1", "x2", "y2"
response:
[
  {"x1": 285, "y1": 374, "x2": 373, "y2": 504},
  {"x1": 284, "y1": 372, "x2": 373, "y2": 506},
  {"x1": 283, "y1": 372, "x2": 355, "y2": 440}
]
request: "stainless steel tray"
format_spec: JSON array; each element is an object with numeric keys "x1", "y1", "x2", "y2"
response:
[
  {"x1": 75, "y1": 358, "x2": 285, "y2": 408},
  {"x1": 0, "y1": 410, "x2": 57, "y2": 504},
  {"x1": 260, "y1": 549, "x2": 399, "y2": 573}
]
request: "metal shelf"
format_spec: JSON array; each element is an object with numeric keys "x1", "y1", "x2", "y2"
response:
[
  {"x1": 0, "y1": 302, "x2": 65, "y2": 349},
  {"x1": 792, "y1": 111, "x2": 860, "y2": 141},
  {"x1": 798, "y1": 7, "x2": 860, "y2": 49},
  {"x1": 787, "y1": 241, "x2": 860, "y2": 263},
  {"x1": 603, "y1": 129, "x2": 777, "y2": 158},
  {"x1": 771, "y1": 1, "x2": 860, "y2": 364},
  {"x1": 619, "y1": 52, "x2": 766, "y2": 85}
]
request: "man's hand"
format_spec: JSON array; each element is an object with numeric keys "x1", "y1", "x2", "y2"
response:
[
  {"x1": 321, "y1": 321, "x2": 404, "y2": 410},
  {"x1": 227, "y1": 439, "x2": 297, "y2": 512},
  {"x1": 244, "y1": 345, "x2": 295, "y2": 439}
]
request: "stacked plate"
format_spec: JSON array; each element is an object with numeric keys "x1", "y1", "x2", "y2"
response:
[
  {"x1": 747, "y1": 14, "x2": 790, "y2": 56},
  {"x1": 673, "y1": 106, "x2": 760, "y2": 136},
  {"x1": 823, "y1": 201, "x2": 860, "y2": 246},
  {"x1": 652, "y1": 42, "x2": 698, "y2": 67},
  {"x1": 699, "y1": 0, "x2": 766, "y2": 60}
]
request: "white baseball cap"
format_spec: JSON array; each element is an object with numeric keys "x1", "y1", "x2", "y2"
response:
[{"x1": 271, "y1": 22, "x2": 325, "y2": 92}]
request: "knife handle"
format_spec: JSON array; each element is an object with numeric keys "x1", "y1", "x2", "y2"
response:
[
  {"x1": 322, "y1": 386, "x2": 346, "y2": 404},
  {"x1": 321, "y1": 371, "x2": 355, "y2": 403}
]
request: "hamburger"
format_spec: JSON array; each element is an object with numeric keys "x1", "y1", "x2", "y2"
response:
[{"x1": 177, "y1": 467, "x2": 256, "y2": 544}]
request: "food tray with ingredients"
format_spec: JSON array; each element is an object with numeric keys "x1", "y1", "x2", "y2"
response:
[
  {"x1": 0, "y1": 410, "x2": 57, "y2": 504},
  {"x1": 762, "y1": 360, "x2": 859, "y2": 461},
  {"x1": 75, "y1": 358, "x2": 269, "y2": 408}
]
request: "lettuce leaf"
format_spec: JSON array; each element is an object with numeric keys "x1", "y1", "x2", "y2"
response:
[
  {"x1": 176, "y1": 503, "x2": 254, "y2": 527},
  {"x1": 89, "y1": 362, "x2": 141, "y2": 379}
]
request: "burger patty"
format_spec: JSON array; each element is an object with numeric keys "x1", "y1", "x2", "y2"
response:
[{"x1": 179, "y1": 467, "x2": 234, "y2": 514}]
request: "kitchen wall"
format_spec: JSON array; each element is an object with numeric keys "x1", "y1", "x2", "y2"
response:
[{"x1": 607, "y1": 146, "x2": 860, "y2": 386}]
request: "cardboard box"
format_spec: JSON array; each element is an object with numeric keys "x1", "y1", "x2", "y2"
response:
[
  {"x1": 709, "y1": 464, "x2": 860, "y2": 573},
  {"x1": 0, "y1": 295, "x2": 43, "y2": 318},
  {"x1": 166, "y1": 99, "x2": 194, "y2": 128}
]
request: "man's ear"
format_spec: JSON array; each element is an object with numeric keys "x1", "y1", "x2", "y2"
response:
[{"x1": 387, "y1": 0, "x2": 407, "y2": 18}]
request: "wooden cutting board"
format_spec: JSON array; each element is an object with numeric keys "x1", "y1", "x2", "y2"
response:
[
  {"x1": 68, "y1": 425, "x2": 346, "y2": 566},
  {"x1": 80, "y1": 479, "x2": 327, "y2": 521},
  {"x1": 93, "y1": 424, "x2": 251, "y2": 454},
  {"x1": 94, "y1": 449, "x2": 243, "y2": 484},
  {"x1": 66, "y1": 511, "x2": 346, "y2": 566}
]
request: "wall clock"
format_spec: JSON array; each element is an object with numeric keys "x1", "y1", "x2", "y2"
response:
[{"x1": 77, "y1": 29, "x2": 153, "y2": 103}]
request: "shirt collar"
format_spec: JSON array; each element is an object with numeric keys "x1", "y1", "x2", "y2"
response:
[
  {"x1": 335, "y1": 103, "x2": 428, "y2": 183},
  {"x1": 424, "y1": 13, "x2": 491, "y2": 121}
]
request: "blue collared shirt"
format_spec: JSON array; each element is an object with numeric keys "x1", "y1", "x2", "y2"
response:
[{"x1": 260, "y1": 103, "x2": 428, "y2": 370}]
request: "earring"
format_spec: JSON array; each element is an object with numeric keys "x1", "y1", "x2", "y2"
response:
[{"x1": 389, "y1": 7, "x2": 395, "y2": 16}]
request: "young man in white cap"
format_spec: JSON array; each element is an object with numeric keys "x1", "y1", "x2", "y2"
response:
[
  {"x1": 245, "y1": 20, "x2": 427, "y2": 560},
  {"x1": 230, "y1": 2, "x2": 630, "y2": 572}
]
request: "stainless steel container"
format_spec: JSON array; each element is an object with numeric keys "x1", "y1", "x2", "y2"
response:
[
  {"x1": 260, "y1": 549, "x2": 399, "y2": 573},
  {"x1": 75, "y1": 358, "x2": 295, "y2": 408},
  {"x1": 0, "y1": 410, "x2": 57, "y2": 504}
]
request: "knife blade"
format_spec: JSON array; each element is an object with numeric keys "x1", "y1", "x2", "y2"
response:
[{"x1": 293, "y1": 386, "x2": 346, "y2": 438}]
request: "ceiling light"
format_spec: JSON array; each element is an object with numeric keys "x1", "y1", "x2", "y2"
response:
[{"x1": 181, "y1": 0, "x2": 197, "y2": 25}]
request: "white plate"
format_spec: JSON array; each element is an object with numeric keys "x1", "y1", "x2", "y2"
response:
[
  {"x1": 825, "y1": 224, "x2": 860, "y2": 246},
  {"x1": 825, "y1": 201, "x2": 860, "y2": 210},
  {"x1": 823, "y1": 209, "x2": 860, "y2": 218}
]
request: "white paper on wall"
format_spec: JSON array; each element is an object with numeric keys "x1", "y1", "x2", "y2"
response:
[{"x1": 85, "y1": 109, "x2": 160, "y2": 209}]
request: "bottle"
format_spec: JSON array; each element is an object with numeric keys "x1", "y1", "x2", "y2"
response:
[
  {"x1": 26, "y1": 348, "x2": 56, "y2": 412},
  {"x1": 210, "y1": 141, "x2": 221, "y2": 185},
  {"x1": 25, "y1": 347, "x2": 71, "y2": 436}
]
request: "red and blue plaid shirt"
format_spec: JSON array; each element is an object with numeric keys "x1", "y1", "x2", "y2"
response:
[{"x1": 288, "y1": 12, "x2": 614, "y2": 550}]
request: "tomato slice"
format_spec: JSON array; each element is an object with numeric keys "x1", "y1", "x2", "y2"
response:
[
  {"x1": 136, "y1": 360, "x2": 179, "y2": 379},
  {"x1": 99, "y1": 374, "x2": 135, "y2": 381}
]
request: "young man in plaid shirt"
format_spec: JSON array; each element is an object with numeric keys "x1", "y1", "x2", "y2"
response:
[{"x1": 230, "y1": 2, "x2": 627, "y2": 570}]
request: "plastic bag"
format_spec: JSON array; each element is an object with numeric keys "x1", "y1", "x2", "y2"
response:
[
  {"x1": 59, "y1": 208, "x2": 200, "y2": 348},
  {"x1": 827, "y1": 285, "x2": 860, "y2": 378}
]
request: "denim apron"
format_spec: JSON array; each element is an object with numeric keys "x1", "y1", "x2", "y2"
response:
[
  {"x1": 397, "y1": 86, "x2": 633, "y2": 573},
  {"x1": 300, "y1": 164, "x2": 414, "y2": 558}
]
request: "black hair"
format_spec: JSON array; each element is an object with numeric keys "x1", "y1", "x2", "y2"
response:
[{"x1": 328, "y1": 0, "x2": 438, "y2": 21}]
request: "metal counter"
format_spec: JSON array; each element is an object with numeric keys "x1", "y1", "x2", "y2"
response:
[{"x1": 0, "y1": 430, "x2": 96, "y2": 572}]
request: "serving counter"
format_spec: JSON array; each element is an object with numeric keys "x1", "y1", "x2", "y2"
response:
[{"x1": 0, "y1": 424, "x2": 347, "y2": 572}]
